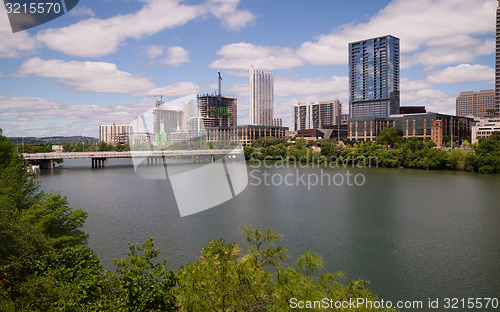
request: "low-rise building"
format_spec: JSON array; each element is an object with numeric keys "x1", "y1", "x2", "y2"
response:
[
  {"x1": 99, "y1": 124, "x2": 132, "y2": 145},
  {"x1": 347, "y1": 113, "x2": 473, "y2": 147},
  {"x1": 400, "y1": 106, "x2": 426, "y2": 114},
  {"x1": 52, "y1": 145, "x2": 63, "y2": 153},
  {"x1": 471, "y1": 119, "x2": 500, "y2": 143},
  {"x1": 206, "y1": 125, "x2": 289, "y2": 146},
  {"x1": 296, "y1": 129, "x2": 325, "y2": 139}
]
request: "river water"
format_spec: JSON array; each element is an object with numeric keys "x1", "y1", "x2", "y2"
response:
[{"x1": 39, "y1": 158, "x2": 500, "y2": 307}]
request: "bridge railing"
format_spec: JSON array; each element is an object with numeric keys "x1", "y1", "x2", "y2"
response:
[{"x1": 21, "y1": 149, "x2": 243, "y2": 160}]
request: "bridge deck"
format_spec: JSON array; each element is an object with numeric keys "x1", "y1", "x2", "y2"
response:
[{"x1": 22, "y1": 149, "x2": 242, "y2": 160}]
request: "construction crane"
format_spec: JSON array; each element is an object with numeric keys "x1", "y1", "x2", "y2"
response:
[
  {"x1": 154, "y1": 90, "x2": 175, "y2": 110},
  {"x1": 140, "y1": 114, "x2": 153, "y2": 148},
  {"x1": 112, "y1": 122, "x2": 116, "y2": 146},
  {"x1": 133, "y1": 114, "x2": 144, "y2": 134},
  {"x1": 217, "y1": 71, "x2": 222, "y2": 126}
]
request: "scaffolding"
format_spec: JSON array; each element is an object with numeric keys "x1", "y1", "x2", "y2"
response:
[{"x1": 197, "y1": 94, "x2": 237, "y2": 128}]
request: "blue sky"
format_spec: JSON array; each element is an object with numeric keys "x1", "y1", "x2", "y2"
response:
[{"x1": 0, "y1": 0, "x2": 496, "y2": 137}]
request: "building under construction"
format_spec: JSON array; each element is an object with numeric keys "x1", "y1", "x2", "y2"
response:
[
  {"x1": 99, "y1": 124, "x2": 132, "y2": 146},
  {"x1": 152, "y1": 108, "x2": 183, "y2": 134},
  {"x1": 197, "y1": 94, "x2": 237, "y2": 128}
]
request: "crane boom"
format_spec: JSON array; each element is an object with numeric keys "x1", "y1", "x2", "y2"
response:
[{"x1": 154, "y1": 90, "x2": 175, "y2": 109}]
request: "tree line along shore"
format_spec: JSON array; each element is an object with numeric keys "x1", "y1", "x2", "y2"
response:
[{"x1": 245, "y1": 128, "x2": 500, "y2": 174}]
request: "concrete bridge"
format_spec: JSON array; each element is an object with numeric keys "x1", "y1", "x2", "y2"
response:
[{"x1": 22, "y1": 149, "x2": 243, "y2": 170}]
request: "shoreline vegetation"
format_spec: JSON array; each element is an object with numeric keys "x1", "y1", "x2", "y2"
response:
[
  {"x1": 11, "y1": 127, "x2": 500, "y2": 174},
  {"x1": 245, "y1": 128, "x2": 500, "y2": 175},
  {"x1": 1, "y1": 128, "x2": 396, "y2": 311}
]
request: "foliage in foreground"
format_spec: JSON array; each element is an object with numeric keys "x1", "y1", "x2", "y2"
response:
[{"x1": 1, "y1": 128, "x2": 394, "y2": 311}]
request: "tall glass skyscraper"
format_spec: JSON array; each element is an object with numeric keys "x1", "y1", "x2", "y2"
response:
[
  {"x1": 249, "y1": 67, "x2": 274, "y2": 126},
  {"x1": 495, "y1": 0, "x2": 500, "y2": 116},
  {"x1": 349, "y1": 35, "x2": 400, "y2": 119}
]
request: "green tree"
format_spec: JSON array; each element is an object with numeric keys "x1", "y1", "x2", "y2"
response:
[
  {"x1": 475, "y1": 131, "x2": 500, "y2": 156},
  {"x1": 449, "y1": 149, "x2": 468, "y2": 171},
  {"x1": 0, "y1": 130, "x2": 40, "y2": 212},
  {"x1": 176, "y1": 227, "x2": 396, "y2": 312},
  {"x1": 0, "y1": 130, "x2": 111, "y2": 311},
  {"x1": 243, "y1": 146, "x2": 256, "y2": 160},
  {"x1": 376, "y1": 127, "x2": 404, "y2": 148},
  {"x1": 20, "y1": 193, "x2": 88, "y2": 248},
  {"x1": 113, "y1": 238, "x2": 177, "y2": 312},
  {"x1": 252, "y1": 136, "x2": 287, "y2": 148},
  {"x1": 97, "y1": 141, "x2": 112, "y2": 151}
]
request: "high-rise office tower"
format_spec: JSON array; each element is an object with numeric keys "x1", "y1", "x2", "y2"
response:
[
  {"x1": 495, "y1": 0, "x2": 500, "y2": 116},
  {"x1": 349, "y1": 35, "x2": 400, "y2": 119},
  {"x1": 249, "y1": 67, "x2": 274, "y2": 126}
]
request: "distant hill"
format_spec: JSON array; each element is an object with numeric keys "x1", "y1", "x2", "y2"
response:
[{"x1": 7, "y1": 136, "x2": 97, "y2": 145}]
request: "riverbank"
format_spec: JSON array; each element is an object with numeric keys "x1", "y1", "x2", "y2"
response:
[{"x1": 245, "y1": 132, "x2": 500, "y2": 174}]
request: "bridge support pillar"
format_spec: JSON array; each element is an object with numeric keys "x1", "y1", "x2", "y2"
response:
[
  {"x1": 40, "y1": 159, "x2": 54, "y2": 170},
  {"x1": 92, "y1": 158, "x2": 108, "y2": 168}
]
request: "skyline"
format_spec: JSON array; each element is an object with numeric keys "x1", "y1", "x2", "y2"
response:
[{"x1": 0, "y1": 0, "x2": 497, "y2": 137}]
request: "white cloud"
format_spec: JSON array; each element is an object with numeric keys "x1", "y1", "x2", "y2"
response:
[
  {"x1": 151, "y1": 82, "x2": 201, "y2": 98},
  {"x1": 69, "y1": 6, "x2": 96, "y2": 17},
  {"x1": 210, "y1": 42, "x2": 304, "y2": 70},
  {"x1": 212, "y1": 0, "x2": 494, "y2": 71},
  {"x1": 0, "y1": 33, "x2": 38, "y2": 58},
  {"x1": 401, "y1": 46, "x2": 488, "y2": 70},
  {"x1": 35, "y1": 0, "x2": 255, "y2": 57},
  {"x1": 427, "y1": 64, "x2": 494, "y2": 84},
  {"x1": 226, "y1": 70, "x2": 249, "y2": 78},
  {"x1": 275, "y1": 76, "x2": 348, "y2": 97},
  {"x1": 160, "y1": 46, "x2": 191, "y2": 67},
  {"x1": 226, "y1": 83, "x2": 248, "y2": 97},
  {"x1": 426, "y1": 97, "x2": 457, "y2": 115},
  {"x1": 36, "y1": 0, "x2": 200, "y2": 57},
  {"x1": 206, "y1": 0, "x2": 255, "y2": 31},
  {"x1": 13, "y1": 57, "x2": 201, "y2": 98},
  {"x1": 15, "y1": 58, "x2": 157, "y2": 95},
  {"x1": 0, "y1": 9, "x2": 38, "y2": 58},
  {"x1": 400, "y1": 78, "x2": 432, "y2": 91},
  {"x1": 298, "y1": 0, "x2": 494, "y2": 67},
  {"x1": 0, "y1": 95, "x2": 151, "y2": 136},
  {"x1": 0, "y1": 95, "x2": 63, "y2": 111},
  {"x1": 401, "y1": 89, "x2": 449, "y2": 102},
  {"x1": 146, "y1": 45, "x2": 164, "y2": 59}
]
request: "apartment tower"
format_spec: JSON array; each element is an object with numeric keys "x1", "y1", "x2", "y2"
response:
[
  {"x1": 349, "y1": 35, "x2": 400, "y2": 119},
  {"x1": 293, "y1": 100, "x2": 342, "y2": 131},
  {"x1": 249, "y1": 67, "x2": 274, "y2": 126}
]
